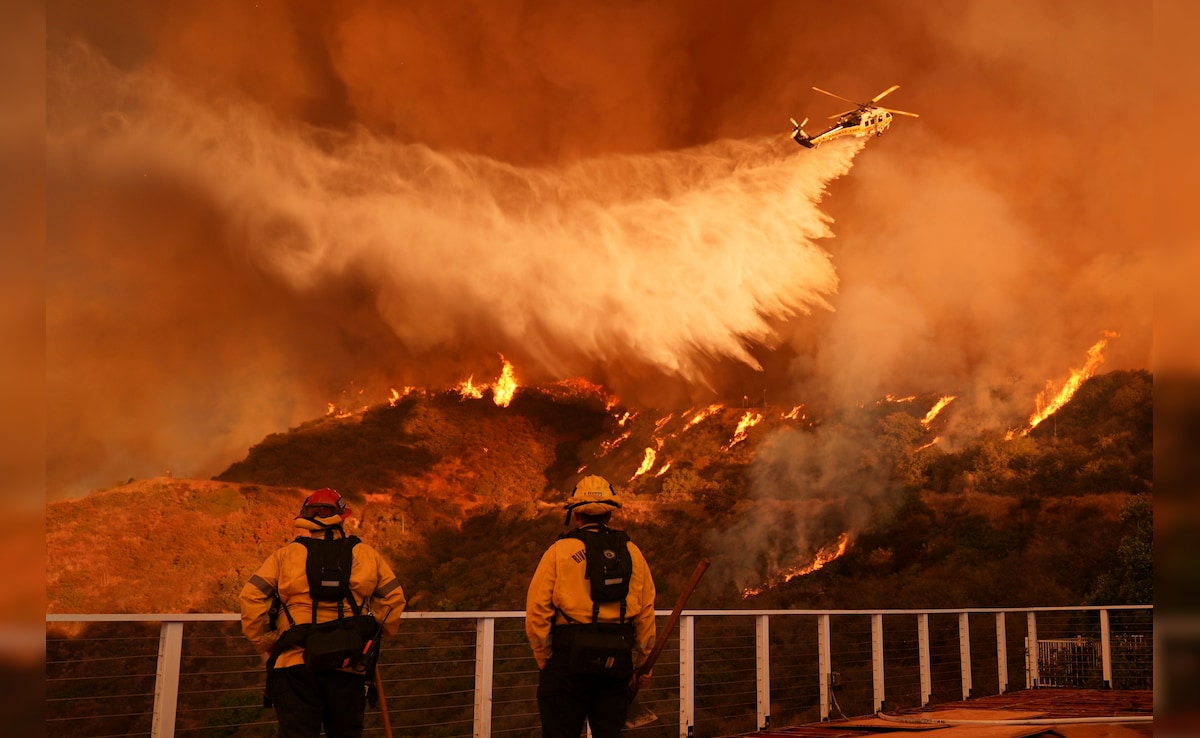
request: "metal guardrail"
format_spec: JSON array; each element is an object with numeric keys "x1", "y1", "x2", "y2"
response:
[{"x1": 46, "y1": 605, "x2": 1152, "y2": 738}]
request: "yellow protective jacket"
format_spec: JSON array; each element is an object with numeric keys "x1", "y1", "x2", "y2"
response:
[
  {"x1": 240, "y1": 522, "x2": 406, "y2": 671},
  {"x1": 525, "y1": 524, "x2": 657, "y2": 668}
]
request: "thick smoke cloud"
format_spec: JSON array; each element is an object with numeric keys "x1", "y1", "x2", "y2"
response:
[{"x1": 47, "y1": 0, "x2": 1151, "y2": 523}]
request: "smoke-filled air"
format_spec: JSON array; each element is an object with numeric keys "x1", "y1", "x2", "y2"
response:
[{"x1": 48, "y1": 0, "x2": 1152, "y2": 596}]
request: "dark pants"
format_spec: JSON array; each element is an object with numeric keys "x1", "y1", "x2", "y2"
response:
[
  {"x1": 267, "y1": 665, "x2": 366, "y2": 738},
  {"x1": 537, "y1": 650, "x2": 631, "y2": 738}
]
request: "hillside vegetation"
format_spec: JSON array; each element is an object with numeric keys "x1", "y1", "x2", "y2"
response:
[{"x1": 46, "y1": 371, "x2": 1152, "y2": 614}]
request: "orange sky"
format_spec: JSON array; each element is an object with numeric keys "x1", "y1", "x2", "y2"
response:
[{"x1": 45, "y1": 0, "x2": 1153, "y2": 499}]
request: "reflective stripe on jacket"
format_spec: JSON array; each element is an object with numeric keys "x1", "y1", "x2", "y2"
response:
[
  {"x1": 240, "y1": 529, "x2": 406, "y2": 670},
  {"x1": 525, "y1": 525, "x2": 656, "y2": 667}
]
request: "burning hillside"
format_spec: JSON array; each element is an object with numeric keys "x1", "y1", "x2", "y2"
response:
[
  {"x1": 47, "y1": 363, "x2": 1150, "y2": 613},
  {"x1": 211, "y1": 352, "x2": 1149, "y2": 599}
]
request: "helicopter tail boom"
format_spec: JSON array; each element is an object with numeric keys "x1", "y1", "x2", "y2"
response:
[{"x1": 790, "y1": 117, "x2": 814, "y2": 147}]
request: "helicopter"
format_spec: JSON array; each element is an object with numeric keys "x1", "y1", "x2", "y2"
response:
[{"x1": 791, "y1": 85, "x2": 918, "y2": 148}]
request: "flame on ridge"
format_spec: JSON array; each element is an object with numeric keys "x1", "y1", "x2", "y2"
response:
[
  {"x1": 456, "y1": 376, "x2": 485, "y2": 400},
  {"x1": 454, "y1": 356, "x2": 520, "y2": 405},
  {"x1": 326, "y1": 385, "x2": 371, "y2": 418},
  {"x1": 1020, "y1": 331, "x2": 1119, "y2": 436},
  {"x1": 742, "y1": 531, "x2": 852, "y2": 598},
  {"x1": 781, "y1": 404, "x2": 805, "y2": 420},
  {"x1": 492, "y1": 358, "x2": 517, "y2": 407},
  {"x1": 388, "y1": 387, "x2": 416, "y2": 407}
]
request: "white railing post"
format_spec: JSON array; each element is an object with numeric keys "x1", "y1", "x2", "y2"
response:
[
  {"x1": 1026, "y1": 612, "x2": 1039, "y2": 688},
  {"x1": 958, "y1": 612, "x2": 972, "y2": 700},
  {"x1": 817, "y1": 614, "x2": 831, "y2": 720},
  {"x1": 755, "y1": 615, "x2": 771, "y2": 730},
  {"x1": 917, "y1": 614, "x2": 931, "y2": 707},
  {"x1": 1100, "y1": 609, "x2": 1113, "y2": 688},
  {"x1": 473, "y1": 617, "x2": 495, "y2": 738},
  {"x1": 871, "y1": 614, "x2": 885, "y2": 713},
  {"x1": 996, "y1": 612, "x2": 1009, "y2": 693},
  {"x1": 151, "y1": 621, "x2": 183, "y2": 738},
  {"x1": 679, "y1": 615, "x2": 695, "y2": 738},
  {"x1": 47, "y1": 606, "x2": 1155, "y2": 736}
]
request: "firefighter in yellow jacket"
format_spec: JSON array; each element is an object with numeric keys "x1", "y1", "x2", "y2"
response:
[
  {"x1": 526, "y1": 475, "x2": 657, "y2": 738},
  {"x1": 240, "y1": 488, "x2": 406, "y2": 738}
]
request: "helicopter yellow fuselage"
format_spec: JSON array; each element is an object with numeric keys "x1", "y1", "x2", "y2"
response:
[{"x1": 795, "y1": 109, "x2": 893, "y2": 148}]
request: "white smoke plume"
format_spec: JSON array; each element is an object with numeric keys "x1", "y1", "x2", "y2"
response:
[{"x1": 47, "y1": 43, "x2": 858, "y2": 498}]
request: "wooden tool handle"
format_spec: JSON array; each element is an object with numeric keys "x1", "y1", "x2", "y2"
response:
[{"x1": 630, "y1": 558, "x2": 710, "y2": 698}]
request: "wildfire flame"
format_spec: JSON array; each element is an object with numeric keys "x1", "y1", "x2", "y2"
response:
[
  {"x1": 653, "y1": 414, "x2": 675, "y2": 434},
  {"x1": 781, "y1": 404, "x2": 805, "y2": 420},
  {"x1": 914, "y1": 436, "x2": 941, "y2": 452},
  {"x1": 727, "y1": 411, "x2": 763, "y2": 449},
  {"x1": 743, "y1": 531, "x2": 852, "y2": 598},
  {"x1": 655, "y1": 462, "x2": 671, "y2": 477},
  {"x1": 632, "y1": 447, "x2": 657, "y2": 479},
  {"x1": 388, "y1": 387, "x2": 417, "y2": 407},
  {"x1": 1021, "y1": 331, "x2": 1119, "y2": 435},
  {"x1": 456, "y1": 375, "x2": 485, "y2": 400},
  {"x1": 453, "y1": 356, "x2": 520, "y2": 405},
  {"x1": 492, "y1": 358, "x2": 517, "y2": 407},
  {"x1": 598, "y1": 430, "x2": 632, "y2": 457},
  {"x1": 684, "y1": 404, "x2": 723, "y2": 429},
  {"x1": 921, "y1": 395, "x2": 956, "y2": 427}
]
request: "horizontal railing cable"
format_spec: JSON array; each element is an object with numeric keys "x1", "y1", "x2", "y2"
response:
[{"x1": 46, "y1": 606, "x2": 1153, "y2": 737}]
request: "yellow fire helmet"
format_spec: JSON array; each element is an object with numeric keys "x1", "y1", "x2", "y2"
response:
[{"x1": 564, "y1": 475, "x2": 622, "y2": 524}]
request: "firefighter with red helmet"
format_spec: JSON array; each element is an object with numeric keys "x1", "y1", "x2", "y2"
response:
[
  {"x1": 526, "y1": 475, "x2": 657, "y2": 737},
  {"x1": 240, "y1": 488, "x2": 406, "y2": 738}
]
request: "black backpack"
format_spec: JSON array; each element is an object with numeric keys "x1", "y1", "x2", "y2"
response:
[
  {"x1": 561, "y1": 526, "x2": 634, "y2": 621},
  {"x1": 299, "y1": 535, "x2": 361, "y2": 609},
  {"x1": 281, "y1": 536, "x2": 380, "y2": 672},
  {"x1": 557, "y1": 526, "x2": 637, "y2": 679}
]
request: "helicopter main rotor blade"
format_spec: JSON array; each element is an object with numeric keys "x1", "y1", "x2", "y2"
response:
[
  {"x1": 881, "y1": 107, "x2": 920, "y2": 118},
  {"x1": 871, "y1": 85, "x2": 901, "y2": 103},
  {"x1": 812, "y1": 86, "x2": 859, "y2": 105}
]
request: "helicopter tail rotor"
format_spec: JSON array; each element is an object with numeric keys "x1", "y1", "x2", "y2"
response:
[{"x1": 790, "y1": 117, "x2": 812, "y2": 147}]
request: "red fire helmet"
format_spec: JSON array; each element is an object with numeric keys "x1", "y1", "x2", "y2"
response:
[{"x1": 299, "y1": 488, "x2": 351, "y2": 520}]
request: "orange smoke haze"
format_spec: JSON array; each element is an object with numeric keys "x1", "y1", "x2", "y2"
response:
[{"x1": 46, "y1": 0, "x2": 1150, "y2": 500}]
